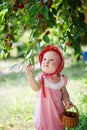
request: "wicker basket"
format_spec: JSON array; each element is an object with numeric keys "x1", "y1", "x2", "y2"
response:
[{"x1": 62, "y1": 105, "x2": 79, "y2": 128}]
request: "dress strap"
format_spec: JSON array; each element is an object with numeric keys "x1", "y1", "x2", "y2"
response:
[
  {"x1": 41, "y1": 73, "x2": 54, "y2": 98},
  {"x1": 41, "y1": 75, "x2": 46, "y2": 98}
]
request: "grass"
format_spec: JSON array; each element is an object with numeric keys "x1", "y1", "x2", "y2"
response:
[
  {"x1": 0, "y1": 72, "x2": 36, "y2": 130},
  {"x1": 0, "y1": 58, "x2": 87, "y2": 130}
]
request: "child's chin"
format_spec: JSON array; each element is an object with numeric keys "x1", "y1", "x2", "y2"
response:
[
  {"x1": 43, "y1": 70, "x2": 53, "y2": 74},
  {"x1": 43, "y1": 69, "x2": 49, "y2": 73}
]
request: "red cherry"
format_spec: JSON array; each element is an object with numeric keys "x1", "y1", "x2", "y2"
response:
[
  {"x1": 14, "y1": 0, "x2": 19, "y2": 8},
  {"x1": 9, "y1": 34, "x2": 12, "y2": 38},
  {"x1": 9, "y1": 42, "x2": 13, "y2": 48},
  {"x1": 40, "y1": 0, "x2": 44, "y2": 5},
  {"x1": 13, "y1": 6, "x2": 18, "y2": 12},
  {"x1": 48, "y1": 0, "x2": 53, "y2": 8},
  {"x1": 15, "y1": 0, "x2": 19, "y2": 4},
  {"x1": 65, "y1": 42, "x2": 73, "y2": 46},
  {"x1": 14, "y1": 8, "x2": 18, "y2": 12},
  {"x1": 24, "y1": 0, "x2": 29, "y2": 4},
  {"x1": 5, "y1": 39, "x2": 8, "y2": 43},
  {"x1": 45, "y1": 31, "x2": 50, "y2": 35},
  {"x1": 13, "y1": 0, "x2": 24, "y2": 11},
  {"x1": 5, "y1": 34, "x2": 12, "y2": 39},
  {"x1": 65, "y1": 41, "x2": 70, "y2": 46},
  {"x1": 5, "y1": 35, "x2": 9, "y2": 39},
  {"x1": 5, "y1": 34, "x2": 10, "y2": 39},
  {"x1": 38, "y1": 14, "x2": 44, "y2": 19},
  {"x1": 18, "y1": 4, "x2": 24, "y2": 9}
]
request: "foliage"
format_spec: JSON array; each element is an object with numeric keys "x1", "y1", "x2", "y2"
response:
[{"x1": 0, "y1": 0, "x2": 86, "y2": 61}]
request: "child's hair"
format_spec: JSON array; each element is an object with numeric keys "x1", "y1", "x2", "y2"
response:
[{"x1": 39, "y1": 44, "x2": 64, "y2": 75}]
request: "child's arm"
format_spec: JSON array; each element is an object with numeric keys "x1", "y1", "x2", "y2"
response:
[
  {"x1": 26, "y1": 64, "x2": 41, "y2": 91},
  {"x1": 61, "y1": 87, "x2": 73, "y2": 109}
]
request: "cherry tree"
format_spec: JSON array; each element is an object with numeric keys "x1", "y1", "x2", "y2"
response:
[{"x1": 0, "y1": 0, "x2": 86, "y2": 61}]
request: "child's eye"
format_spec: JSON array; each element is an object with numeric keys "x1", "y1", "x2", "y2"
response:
[
  {"x1": 43, "y1": 58, "x2": 46, "y2": 61},
  {"x1": 50, "y1": 59, "x2": 54, "y2": 61}
]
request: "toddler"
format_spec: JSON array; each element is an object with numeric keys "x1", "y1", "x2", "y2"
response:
[{"x1": 26, "y1": 44, "x2": 73, "y2": 130}]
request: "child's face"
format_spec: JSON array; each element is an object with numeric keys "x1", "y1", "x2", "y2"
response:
[{"x1": 41, "y1": 51, "x2": 61, "y2": 74}]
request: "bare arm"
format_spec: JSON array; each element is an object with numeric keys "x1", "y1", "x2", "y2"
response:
[
  {"x1": 26, "y1": 64, "x2": 41, "y2": 91},
  {"x1": 61, "y1": 87, "x2": 73, "y2": 109}
]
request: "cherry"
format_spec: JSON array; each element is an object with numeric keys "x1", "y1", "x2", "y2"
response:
[
  {"x1": 47, "y1": 0, "x2": 53, "y2": 8},
  {"x1": 5, "y1": 34, "x2": 12, "y2": 39},
  {"x1": 38, "y1": 14, "x2": 44, "y2": 19},
  {"x1": 9, "y1": 42, "x2": 13, "y2": 48},
  {"x1": 13, "y1": 7, "x2": 18, "y2": 12},
  {"x1": 45, "y1": 31, "x2": 50, "y2": 35},
  {"x1": 24, "y1": 0, "x2": 29, "y2": 4},
  {"x1": 40, "y1": 0, "x2": 44, "y2": 5},
  {"x1": 5, "y1": 39, "x2": 8, "y2": 43},
  {"x1": 13, "y1": 0, "x2": 19, "y2": 12},
  {"x1": 18, "y1": 4, "x2": 24, "y2": 9},
  {"x1": 13, "y1": 0, "x2": 25, "y2": 11},
  {"x1": 65, "y1": 41, "x2": 73, "y2": 46},
  {"x1": 65, "y1": 41, "x2": 70, "y2": 46}
]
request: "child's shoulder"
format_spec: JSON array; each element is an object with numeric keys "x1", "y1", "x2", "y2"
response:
[{"x1": 60, "y1": 74, "x2": 68, "y2": 87}]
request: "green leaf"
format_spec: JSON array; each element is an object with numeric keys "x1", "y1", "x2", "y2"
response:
[
  {"x1": 0, "y1": 10, "x2": 5, "y2": 24},
  {"x1": 0, "y1": 3, "x2": 3, "y2": 11},
  {"x1": 20, "y1": 0, "x2": 25, "y2": 3},
  {"x1": 9, "y1": 64, "x2": 18, "y2": 71},
  {"x1": 43, "y1": 35, "x2": 49, "y2": 43},
  {"x1": 36, "y1": 43, "x2": 40, "y2": 53},
  {"x1": 42, "y1": 5, "x2": 49, "y2": 20},
  {"x1": 52, "y1": 8, "x2": 57, "y2": 15},
  {"x1": 33, "y1": 30, "x2": 39, "y2": 37},
  {"x1": 46, "y1": 12, "x2": 56, "y2": 27},
  {"x1": 25, "y1": 50, "x2": 32, "y2": 59},
  {"x1": 30, "y1": 56, "x2": 34, "y2": 65},
  {"x1": 75, "y1": 30, "x2": 81, "y2": 39},
  {"x1": 68, "y1": 0, "x2": 81, "y2": 9},
  {"x1": 29, "y1": 4, "x2": 39, "y2": 17},
  {"x1": 31, "y1": 26, "x2": 37, "y2": 29},
  {"x1": 57, "y1": 2, "x2": 63, "y2": 11}
]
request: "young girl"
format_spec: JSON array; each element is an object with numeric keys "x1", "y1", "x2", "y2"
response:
[{"x1": 26, "y1": 44, "x2": 73, "y2": 130}]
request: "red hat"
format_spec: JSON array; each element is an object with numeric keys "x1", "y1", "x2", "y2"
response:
[{"x1": 39, "y1": 44, "x2": 64, "y2": 75}]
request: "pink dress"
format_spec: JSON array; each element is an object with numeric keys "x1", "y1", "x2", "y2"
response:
[{"x1": 34, "y1": 73, "x2": 67, "y2": 130}]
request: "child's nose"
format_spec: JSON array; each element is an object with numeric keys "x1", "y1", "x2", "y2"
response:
[{"x1": 46, "y1": 60, "x2": 50, "y2": 64}]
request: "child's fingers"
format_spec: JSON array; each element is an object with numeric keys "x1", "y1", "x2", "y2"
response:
[
  {"x1": 65, "y1": 102, "x2": 73, "y2": 109},
  {"x1": 26, "y1": 64, "x2": 34, "y2": 72}
]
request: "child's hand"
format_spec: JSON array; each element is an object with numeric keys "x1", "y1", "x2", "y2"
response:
[
  {"x1": 65, "y1": 101, "x2": 73, "y2": 109},
  {"x1": 26, "y1": 64, "x2": 34, "y2": 77}
]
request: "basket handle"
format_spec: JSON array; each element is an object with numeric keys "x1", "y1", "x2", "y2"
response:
[
  {"x1": 72, "y1": 105, "x2": 79, "y2": 116},
  {"x1": 65, "y1": 104, "x2": 79, "y2": 116}
]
